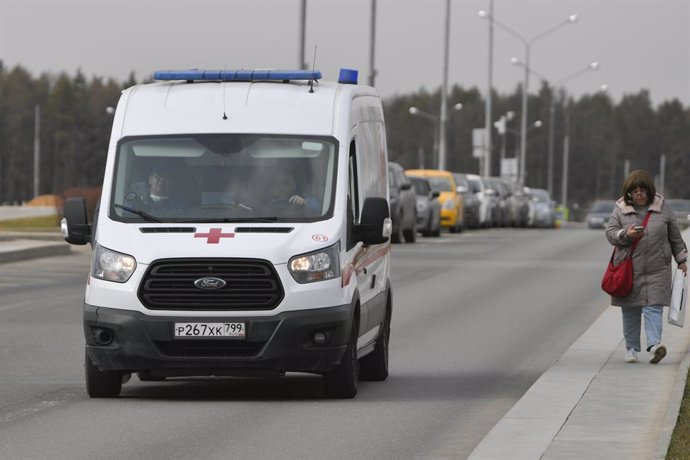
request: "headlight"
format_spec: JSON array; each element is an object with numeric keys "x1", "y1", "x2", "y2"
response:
[
  {"x1": 442, "y1": 199, "x2": 455, "y2": 210},
  {"x1": 289, "y1": 242, "x2": 340, "y2": 284},
  {"x1": 91, "y1": 244, "x2": 136, "y2": 283}
]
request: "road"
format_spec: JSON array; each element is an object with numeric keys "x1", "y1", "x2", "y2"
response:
[{"x1": 0, "y1": 228, "x2": 611, "y2": 459}]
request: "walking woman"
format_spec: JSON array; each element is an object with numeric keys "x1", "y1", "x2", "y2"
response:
[{"x1": 605, "y1": 170, "x2": 687, "y2": 363}]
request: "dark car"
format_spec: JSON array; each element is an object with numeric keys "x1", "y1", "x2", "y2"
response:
[
  {"x1": 585, "y1": 200, "x2": 616, "y2": 229},
  {"x1": 388, "y1": 162, "x2": 417, "y2": 243},
  {"x1": 453, "y1": 173, "x2": 480, "y2": 229},
  {"x1": 665, "y1": 199, "x2": 690, "y2": 229},
  {"x1": 408, "y1": 175, "x2": 441, "y2": 237}
]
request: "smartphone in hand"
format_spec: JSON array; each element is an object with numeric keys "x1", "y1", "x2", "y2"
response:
[{"x1": 633, "y1": 225, "x2": 644, "y2": 233}]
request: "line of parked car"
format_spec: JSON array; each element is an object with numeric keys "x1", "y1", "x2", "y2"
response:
[
  {"x1": 585, "y1": 198, "x2": 690, "y2": 230},
  {"x1": 388, "y1": 162, "x2": 559, "y2": 243}
]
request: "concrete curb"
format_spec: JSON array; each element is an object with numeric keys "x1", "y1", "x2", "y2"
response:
[
  {"x1": 0, "y1": 239, "x2": 72, "y2": 264},
  {"x1": 653, "y1": 339, "x2": 690, "y2": 459}
]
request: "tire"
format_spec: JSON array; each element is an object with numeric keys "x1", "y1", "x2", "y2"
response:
[
  {"x1": 403, "y1": 224, "x2": 416, "y2": 243},
  {"x1": 359, "y1": 301, "x2": 390, "y2": 381},
  {"x1": 85, "y1": 351, "x2": 122, "y2": 398},
  {"x1": 323, "y1": 319, "x2": 359, "y2": 398},
  {"x1": 391, "y1": 222, "x2": 403, "y2": 244}
]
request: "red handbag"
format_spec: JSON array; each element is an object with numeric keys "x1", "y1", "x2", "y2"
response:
[{"x1": 601, "y1": 212, "x2": 651, "y2": 297}]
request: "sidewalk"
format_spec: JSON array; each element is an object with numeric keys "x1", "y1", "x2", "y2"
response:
[
  {"x1": 469, "y1": 232, "x2": 690, "y2": 460},
  {"x1": 0, "y1": 232, "x2": 72, "y2": 264}
]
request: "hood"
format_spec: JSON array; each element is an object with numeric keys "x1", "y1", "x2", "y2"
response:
[{"x1": 95, "y1": 220, "x2": 340, "y2": 266}]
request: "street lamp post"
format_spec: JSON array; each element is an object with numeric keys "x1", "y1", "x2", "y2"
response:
[
  {"x1": 438, "y1": 0, "x2": 451, "y2": 170},
  {"x1": 299, "y1": 0, "x2": 307, "y2": 69},
  {"x1": 409, "y1": 107, "x2": 440, "y2": 168},
  {"x1": 510, "y1": 60, "x2": 599, "y2": 195},
  {"x1": 562, "y1": 84, "x2": 608, "y2": 210},
  {"x1": 410, "y1": 104, "x2": 462, "y2": 169},
  {"x1": 546, "y1": 62, "x2": 599, "y2": 196},
  {"x1": 368, "y1": 0, "x2": 377, "y2": 87},
  {"x1": 479, "y1": 10, "x2": 578, "y2": 186}
]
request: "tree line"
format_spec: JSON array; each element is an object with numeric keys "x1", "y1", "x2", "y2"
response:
[
  {"x1": 385, "y1": 82, "x2": 690, "y2": 214},
  {"x1": 1, "y1": 61, "x2": 688, "y2": 216}
]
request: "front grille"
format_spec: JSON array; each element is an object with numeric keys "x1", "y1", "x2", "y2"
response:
[
  {"x1": 155, "y1": 340, "x2": 265, "y2": 358},
  {"x1": 139, "y1": 258, "x2": 284, "y2": 310}
]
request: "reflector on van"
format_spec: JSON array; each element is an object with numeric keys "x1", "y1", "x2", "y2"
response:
[{"x1": 153, "y1": 69, "x2": 322, "y2": 81}]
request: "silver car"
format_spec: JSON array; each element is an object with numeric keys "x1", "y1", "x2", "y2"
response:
[
  {"x1": 528, "y1": 188, "x2": 556, "y2": 228},
  {"x1": 408, "y1": 176, "x2": 442, "y2": 237},
  {"x1": 585, "y1": 200, "x2": 616, "y2": 229}
]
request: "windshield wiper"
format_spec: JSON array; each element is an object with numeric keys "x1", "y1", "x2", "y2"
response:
[{"x1": 114, "y1": 204, "x2": 162, "y2": 223}]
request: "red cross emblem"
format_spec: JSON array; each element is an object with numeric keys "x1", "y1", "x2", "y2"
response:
[{"x1": 194, "y1": 228, "x2": 235, "y2": 244}]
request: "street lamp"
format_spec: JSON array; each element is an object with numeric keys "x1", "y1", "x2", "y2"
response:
[
  {"x1": 479, "y1": 10, "x2": 578, "y2": 186},
  {"x1": 510, "y1": 60, "x2": 600, "y2": 195},
  {"x1": 561, "y1": 83, "x2": 608, "y2": 211},
  {"x1": 410, "y1": 104, "x2": 462, "y2": 169},
  {"x1": 409, "y1": 107, "x2": 440, "y2": 168},
  {"x1": 439, "y1": 0, "x2": 451, "y2": 171},
  {"x1": 546, "y1": 62, "x2": 599, "y2": 196},
  {"x1": 494, "y1": 115, "x2": 541, "y2": 181}
]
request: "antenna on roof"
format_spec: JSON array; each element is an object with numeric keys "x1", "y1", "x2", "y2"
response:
[
  {"x1": 309, "y1": 45, "x2": 318, "y2": 93},
  {"x1": 222, "y1": 64, "x2": 228, "y2": 120}
]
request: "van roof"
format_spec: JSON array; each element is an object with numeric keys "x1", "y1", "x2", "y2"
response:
[{"x1": 116, "y1": 78, "x2": 379, "y2": 138}]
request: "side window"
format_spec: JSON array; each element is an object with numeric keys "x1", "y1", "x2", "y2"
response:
[{"x1": 347, "y1": 141, "x2": 359, "y2": 250}]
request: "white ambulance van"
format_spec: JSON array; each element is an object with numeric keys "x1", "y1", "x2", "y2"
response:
[{"x1": 62, "y1": 68, "x2": 392, "y2": 399}]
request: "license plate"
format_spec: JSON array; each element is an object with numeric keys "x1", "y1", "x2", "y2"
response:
[{"x1": 174, "y1": 322, "x2": 246, "y2": 339}]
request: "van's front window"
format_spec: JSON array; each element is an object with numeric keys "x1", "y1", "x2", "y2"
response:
[{"x1": 110, "y1": 135, "x2": 337, "y2": 223}]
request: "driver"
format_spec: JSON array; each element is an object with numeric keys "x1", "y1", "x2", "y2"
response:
[{"x1": 265, "y1": 169, "x2": 320, "y2": 213}]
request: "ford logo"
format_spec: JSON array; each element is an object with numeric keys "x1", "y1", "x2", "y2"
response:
[{"x1": 194, "y1": 277, "x2": 227, "y2": 290}]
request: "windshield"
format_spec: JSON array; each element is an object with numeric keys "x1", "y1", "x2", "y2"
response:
[
  {"x1": 427, "y1": 177, "x2": 452, "y2": 192},
  {"x1": 409, "y1": 177, "x2": 430, "y2": 196},
  {"x1": 532, "y1": 189, "x2": 550, "y2": 202},
  {"x1": 110, "y1": 134, "x2": 337, "y2": 223},
  {"x1": 467, "y1": 177, "x2": 482, "y2": 193},
  {"x1": 591, "y1": 201, "x2": 616, "y2": 213}
]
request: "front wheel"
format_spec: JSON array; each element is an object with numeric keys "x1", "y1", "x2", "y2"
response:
[
  {"x1": 85, "y1": 351, "x2": 122, "y2": 398},
  {"x1": 323, "y1": 320, "x2": 359, "y2": 398},
  {"x1": 360, "y1": 304, "x2": 390, "y2": 381}
]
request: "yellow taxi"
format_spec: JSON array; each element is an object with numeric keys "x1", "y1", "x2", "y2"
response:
[{"x1": 405, "y1": 169, "x2": 464, "y2": 232}]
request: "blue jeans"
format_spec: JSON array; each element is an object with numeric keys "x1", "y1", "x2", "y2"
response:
[{"x1": 622, "y1": 306, "x2": 663, "y2": 352}]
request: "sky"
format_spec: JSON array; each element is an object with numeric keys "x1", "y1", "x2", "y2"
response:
[{"x1": 0, "y1": 0, "x2": 688, "y2": 107}]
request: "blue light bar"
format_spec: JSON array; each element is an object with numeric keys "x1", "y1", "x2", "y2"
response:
[{"x1": 153, "y1": 69, "x2": 322, "y2": 81}]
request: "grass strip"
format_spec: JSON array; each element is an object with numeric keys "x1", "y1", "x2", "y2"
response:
[{"x1": 667, "y1": 363, "x2": 690, "y2": 459}]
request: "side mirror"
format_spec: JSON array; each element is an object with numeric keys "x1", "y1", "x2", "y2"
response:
[
  {"x1": 400, "y1": 182, "x2": 412, "y2": 191},
  {"x1": 61, "y1": 197, "x2": 91, "y2": 245},
  {"x1": 431, "y1": 190, "x2": 441, "y2": 198},
  {"x1": 356, "y1": 197, "x2": 391, "y2": 245},
  {"x1": 456, "y1": 185, "x2": 468, "y2": 194}
]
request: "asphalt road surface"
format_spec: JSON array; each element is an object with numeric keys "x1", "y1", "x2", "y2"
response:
[{"x1": 0, "y1": 228, "x2": 612, "y2": 459}]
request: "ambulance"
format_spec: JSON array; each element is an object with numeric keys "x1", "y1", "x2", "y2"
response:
[{"x1": 62, "y1": 68, "x2": 392, "y2": 399}]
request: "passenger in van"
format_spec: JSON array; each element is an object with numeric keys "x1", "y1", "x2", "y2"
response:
[
  {"x1": 265, "y1": 169, "x2": 320, "y2": 213},
  {"x1": 127, "y1": 162, "x2": 197, "y2": 212}
]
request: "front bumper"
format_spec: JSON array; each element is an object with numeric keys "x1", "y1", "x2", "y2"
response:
[{"x1": 84, "y1": 303, "x2": 353, "y2": 377}]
